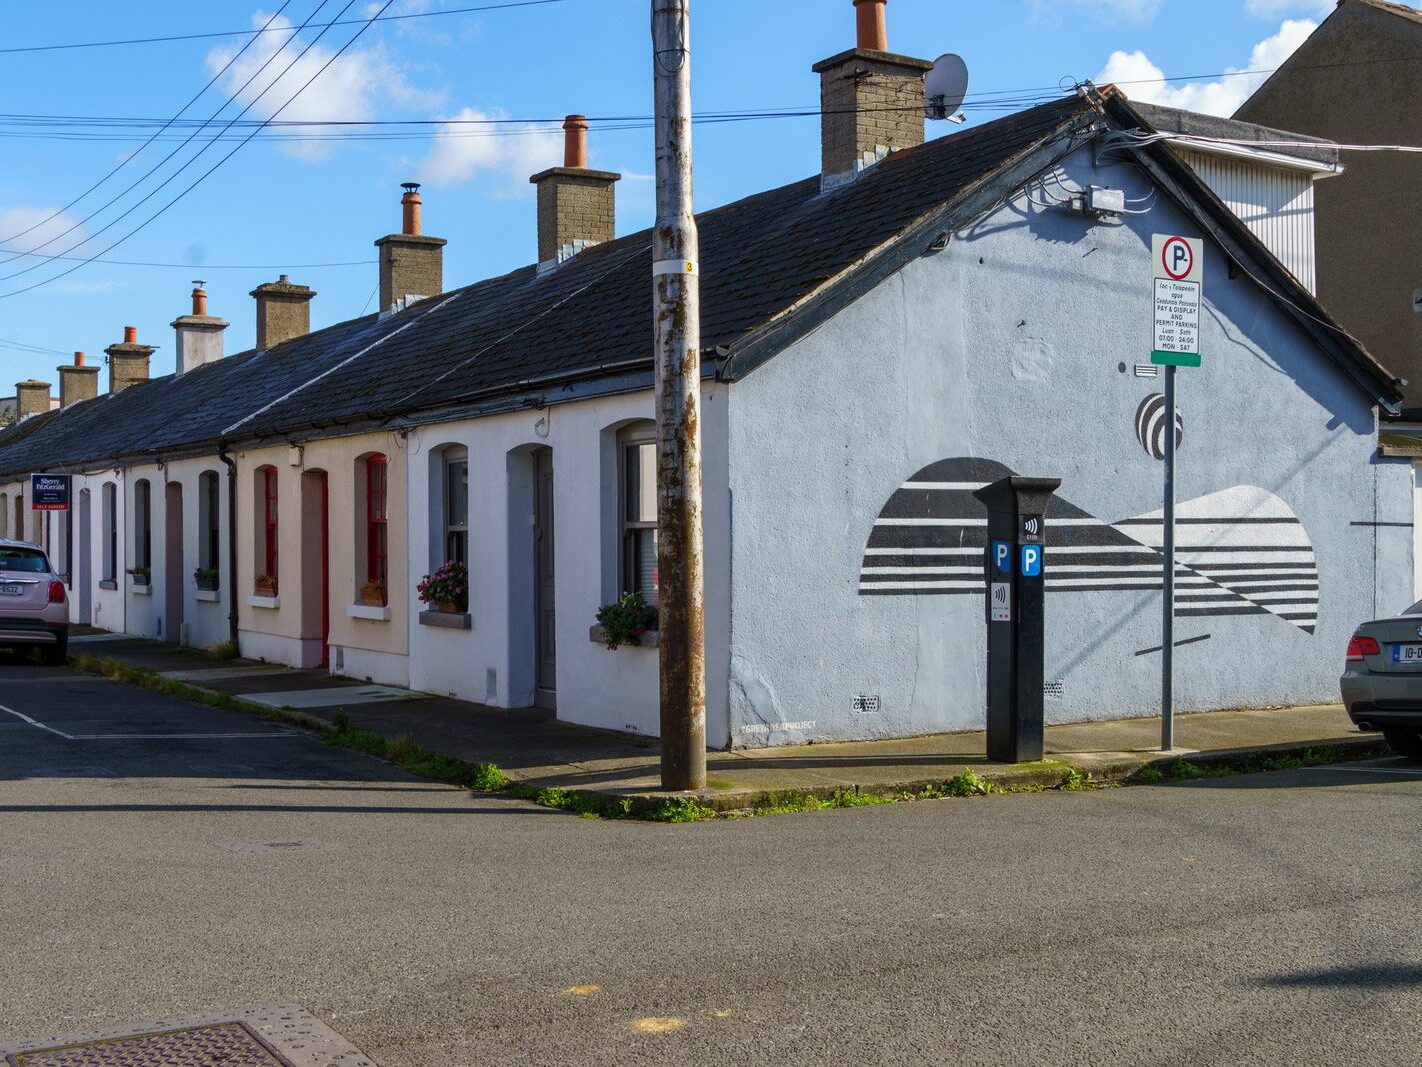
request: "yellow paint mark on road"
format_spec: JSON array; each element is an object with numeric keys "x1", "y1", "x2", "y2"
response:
[
  {"x1": 632, "y1": 1017, "x2": 687, "y2": 1034},
  {"x1": 706, "y1": 1010, "x2": 733, "y2": 1019},
  {"x1": 565, "y1": 985, "x2": 601, "y2": 996}
]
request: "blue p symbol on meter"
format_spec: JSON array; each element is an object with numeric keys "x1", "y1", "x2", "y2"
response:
[
  {"x1": 1021, "y1": 544, "x2": 1042, "y2": 577},
  {"x1": 992, "y1": 540, "x2": 1011, "y2": 575}
]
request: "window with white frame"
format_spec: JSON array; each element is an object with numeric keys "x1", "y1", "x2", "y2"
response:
[
  {"x1": 619, "y1": 423, "x2": 658, "y2": 605},
  {"x1": 442, "y1": 447, "x2": 468, "y2": 566}
]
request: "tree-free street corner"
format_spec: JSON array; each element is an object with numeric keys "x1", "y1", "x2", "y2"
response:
[
  {"x1": 3, "y1": 651, "x2": 1422, "y2": 1064},
  {"x1": 4, "y1": 0, "x2": 1422, "y2": 1061}
]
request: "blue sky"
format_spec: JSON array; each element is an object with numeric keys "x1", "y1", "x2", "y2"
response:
[{"x1": 0, "y1": 0, "x2": 1387, "y2": 389}]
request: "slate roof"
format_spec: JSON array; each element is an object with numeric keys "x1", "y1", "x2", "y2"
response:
[{"x1": 0, "y1": 88, "x2": 1401, "y2": 479}]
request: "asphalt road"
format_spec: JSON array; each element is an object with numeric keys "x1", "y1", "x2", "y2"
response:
[{"x1": 2, "y1": 653, "x2": 1421, "y2": 1065}]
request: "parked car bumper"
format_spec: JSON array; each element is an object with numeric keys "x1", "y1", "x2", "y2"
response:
[
  {"x1": 1341, "y1": 668, "x2": 1422, "y2": 730},
  {"x1": 0, "y1": 618, "x2": 67, "y2": 646}
]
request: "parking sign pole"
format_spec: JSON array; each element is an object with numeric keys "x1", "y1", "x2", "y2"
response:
[{"x1": 1161, "y1": 363, "x2": 1176, "y2": 752}]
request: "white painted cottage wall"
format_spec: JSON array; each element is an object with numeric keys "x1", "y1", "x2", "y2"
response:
[{"x1": 405, "y1": 385, "x2": 733, "y2": 746}]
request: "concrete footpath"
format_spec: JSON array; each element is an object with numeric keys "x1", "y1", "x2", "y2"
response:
[{"x1": 66, "y1": 631, "x2": 1383, "y2": 808}]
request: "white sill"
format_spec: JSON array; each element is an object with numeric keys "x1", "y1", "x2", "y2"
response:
[
  {"x1": 132, "y1": 584, "x2": 152, "y2": 597},
  {"x1": 195, "y1": 589, "x2": 220, "y2": 603},
  {"x1": 247, "y1": 595, "x2": 280, "y2": 610},
  {"x1": 347, "y1": 603, "x2": 391, "y2": 622}
]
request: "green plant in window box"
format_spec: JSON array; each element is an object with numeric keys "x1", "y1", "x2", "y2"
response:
[
  {"x1": 194, "y1": 567, "x2": 220, "y2": 591},
  {"x1": 595, "y1": 591, "x2": 658, "y2": 649},
  {"x1": 126, "y1": 566, "x2": 150, "y2": 586},
  {"x1": 360, "y1": 580, "x2": 388, "y2": 608},
  {"x1": 253, "y1": 573, "x2": 278, "y2": 598},
  {"x1": 417, "y1": 561, "x2": 468, "y2": 614}
]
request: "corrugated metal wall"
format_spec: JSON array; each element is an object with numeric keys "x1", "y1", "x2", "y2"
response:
[{"x1": 1177, "y1": 148, "x2": 1317, "y2": 294}]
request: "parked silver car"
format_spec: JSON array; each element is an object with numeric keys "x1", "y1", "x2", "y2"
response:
[
  {"x1": 1342, "y1": 601, "x2": 1422, "y2": 758},
  {"x1": 0, "y1": 539, "x2": 68, "y2": 665}
]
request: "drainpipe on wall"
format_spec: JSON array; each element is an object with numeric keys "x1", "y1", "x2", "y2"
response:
[{"x1": 218, "y1": 445, "x2": 239, "y2": 647}]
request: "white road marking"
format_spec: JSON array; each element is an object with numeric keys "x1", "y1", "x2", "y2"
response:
[
  {"x1": 0, "y1": 701, "x2": 292, "y2": 741},
  {"x1": 67, "y1": 732, "x2": 295, "y2": 740},
  {"x1": 0, "y1": 703, "x2": 74, "y2": 739},
  {"x1": 1308, "y1": 765, "x2": 1422, "y2": 777}
]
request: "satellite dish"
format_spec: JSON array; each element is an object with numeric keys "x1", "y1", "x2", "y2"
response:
[{"x1": 926, "y1": 53, "x2": 969, "y2": 122}]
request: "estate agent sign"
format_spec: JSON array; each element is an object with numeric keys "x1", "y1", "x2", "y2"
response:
[{"x1": 30, "y1": 474, "x2": 71, "y2": 512}]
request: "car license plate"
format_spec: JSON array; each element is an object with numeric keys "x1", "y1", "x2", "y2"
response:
[
  {"x1": 0, "y1": 584, "x2": 21, "y2": 597},
  {"x1": 1392, "y1": 644, "x2": 1422, "y2": 663}
]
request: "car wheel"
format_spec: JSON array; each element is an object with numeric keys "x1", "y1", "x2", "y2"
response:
[
  {"x1": 39, "y1": 636, "x2": 68, "y2": 667},
  {"x1": 1382, "y1": 729, "x2": 1422, "y2": 760}
]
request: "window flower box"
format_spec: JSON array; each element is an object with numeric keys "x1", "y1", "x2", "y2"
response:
[
  {"x1": 359, "y1": 581, "x2": 388, "y2": 608},
  {"x1": 593, "y1": 591, "x2": 659, "y2": 650},
  {"x1": 126, "y1": 567, "x2": 150, "y2": 588},
  {"x1": 254, "y1": 573, "x2": 278, "y2": 598},
  {"x1": 417, "y1": 561, "x2": 468, "y2": 614},
  {"x1": 194, "y1": 567, "x2": 220, "y2": 592}
]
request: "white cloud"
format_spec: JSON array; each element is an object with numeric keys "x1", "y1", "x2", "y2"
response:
[
  {"x1": 205, "y1": 10, "x2": 442, "y2": 161},
  {"x1": 1033, "y1": 0, "x2": 1163, "y2": 24},
  {"x1": 419, "y1": 108, "x2": 563, "y2": 191},
  {"x1": 0, "y1": 206, "x2": 89, "y2": 257},
  {"x1": 1245, "y1": 0, "x2": 1334, "y2": 17},
  {"x1": 1096, "y1": 18, "x2": 1318, "y2": 115}
]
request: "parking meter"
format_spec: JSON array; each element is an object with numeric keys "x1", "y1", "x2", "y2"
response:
[{"x1": 973, "y1": 476, "x2": 1060, "y2": 763}]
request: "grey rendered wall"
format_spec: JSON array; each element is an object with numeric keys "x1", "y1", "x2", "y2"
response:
[{"x1": 726, "y1": 144, "x2": 1411, "y2": 747}]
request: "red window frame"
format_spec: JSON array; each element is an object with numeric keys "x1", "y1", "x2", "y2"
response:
[
  {"x1": 261, "y1": 467, "x2": 279, "y2": 579},
  {"x1": 366, "y1": 455, "x2": 388, "y2": 585}
]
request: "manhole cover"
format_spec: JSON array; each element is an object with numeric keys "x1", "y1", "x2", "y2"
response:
[
  {"x1": 6, "y1": 1021, "x2": 292, "y2": 1066},
  {"x1": 2, "y1": 1007, "x2": 376, "y2": 1067}
]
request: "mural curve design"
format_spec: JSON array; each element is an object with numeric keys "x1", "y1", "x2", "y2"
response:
[{"x1": 858, "y1": 457, "x2": 1319, "y2": 634}]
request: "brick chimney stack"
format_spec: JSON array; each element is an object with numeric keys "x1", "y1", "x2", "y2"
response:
[
  {"x1": 105, "y1": 326, "x2": 156, "y2": 393},
  {"x1": 172, "y1": 280, "x2": 229, "y2": 374},
  {"x1": 58, "y1": 352, "x2": 100, "y2": 408},
  {"x1": 14, "y1": 379, "x2": 52, "y2": 420},
  {"x1": 813, "y1": 0, "x2": 932, "y2": 191},
  {"x1": 250, "y1": 275, "x2": 315, "y2": 350},
  {"x1": 530, "y1": 115, "x2": 620, "y2": 271},
  {"x1": 375, "y1": 183, "x2": 446, "y2": 316}
]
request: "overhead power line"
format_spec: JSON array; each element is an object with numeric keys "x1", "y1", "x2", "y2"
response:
[
  {"x1": 0, "y1": 1, "x2": 299, "y2": 256},
  {"x1": 0, "y1": 0, "x2": 344, "y2": 282},
  {"x1": 0, "y1": 1, "x2": 398, "y2": 299},
  {"x1": 0, "y1": 248, "x2": 375, "y2": 269},
  {"x1": 0, "y1": 0, "x2": 566, "y2": 54}
]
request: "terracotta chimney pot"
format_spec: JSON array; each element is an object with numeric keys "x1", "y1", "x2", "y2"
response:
[
  {"x1": 563, "y1": 115, "x2": 589, "y2": 170},
  {"x1": 123, "y1": 325, "x2": 137, "y2": 344},
  {"x1": 191, "y1": 281, "x2": 207, "y2": 316},
  {"x1": 855, "y1": 0, "x2": 888, "y2": 52},
  {"x1": 74, "y1": 351, "x2": 85, "y2": 367},
  {"x1": 401, "y1": 182, "x2": 422, "y2": 236}
]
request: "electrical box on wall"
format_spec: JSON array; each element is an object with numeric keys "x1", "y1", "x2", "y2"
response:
[{"x1": 1067, "y1": 186, "x2": 1125, "y2": 219}]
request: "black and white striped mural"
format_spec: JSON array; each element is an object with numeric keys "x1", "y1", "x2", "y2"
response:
[
  {"x1": 1135, "y1": 393, "x2": 1184, "y2": 461},
  {"x1": 858, "y1": 458, "x2": 1319, "y2": 634}
]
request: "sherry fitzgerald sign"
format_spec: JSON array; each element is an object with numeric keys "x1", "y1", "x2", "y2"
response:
[{"x1": 30, "y1": 474, "x2": 71, "y2": 512}]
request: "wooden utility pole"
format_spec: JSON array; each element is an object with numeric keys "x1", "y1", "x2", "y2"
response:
[{"x1": 651, "y1": 0, "x2": 706, "y2": 791}]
